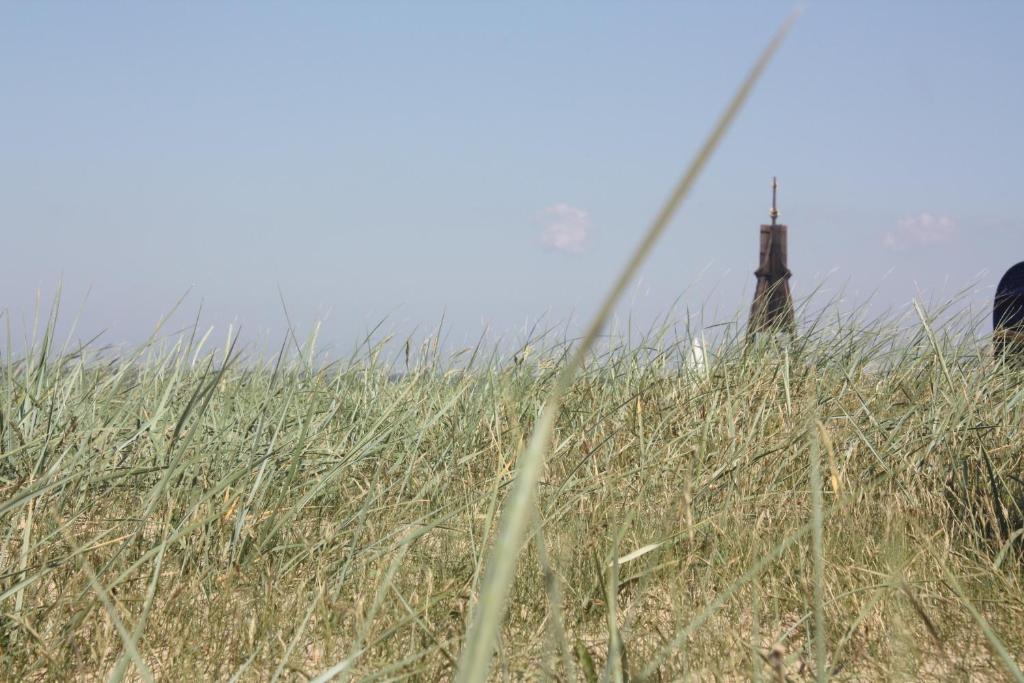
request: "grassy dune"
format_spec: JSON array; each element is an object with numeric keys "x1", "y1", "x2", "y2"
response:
[
  {"x1": 5, "y1": 14, "x2": 1023, "y2": 681},
  {"x1": 1, "y1": 307, "x2": 1023, "y2": 680}
]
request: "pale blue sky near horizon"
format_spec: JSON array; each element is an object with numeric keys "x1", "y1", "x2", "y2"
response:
[{"x1": 2, "y1": 2, "x2": 1022, "y2": 355}]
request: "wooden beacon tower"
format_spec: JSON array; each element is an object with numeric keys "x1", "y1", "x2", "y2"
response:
[{"x1": 748, "y1": 178, "x2": 795, "y2": 340}]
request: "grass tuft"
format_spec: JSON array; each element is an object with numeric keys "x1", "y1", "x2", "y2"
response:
[{"x1": 0, "y1": 292, "x2": 1022, "y2": 679}]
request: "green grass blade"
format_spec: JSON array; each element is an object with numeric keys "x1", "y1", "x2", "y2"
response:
[{"x1": 454, "y1": 11, "x2": 800, "y2": 681}]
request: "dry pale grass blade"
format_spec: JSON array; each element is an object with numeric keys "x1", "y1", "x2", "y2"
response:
[
  {"x1": 454, "y1": 10, "x2": 800, "y2": 682},
  {"x1": 604, "y1": 541, "x2": 625, "y2": 683},
  {"x1": 109, "y1": 542, "x2": 167, "y2": 683},
  {"x1": 531, "y1": 505, "x2": 577, "y2": 682},
  {"x1": 609, "y1": 542, "x2": 664, "y2": 568},
  {"x1": 639, "y1": 522, "x2": 812, "y2": 678},
  {"x1": 810, "y1": 418, "x2": 827, "y2": 682},
  {"x1": 4, "y1": 284, "x2": 1024, "y2": 679},
  {"x1": 309, "y1": 651, "x2": 364, "y2": 683},
  {"x1": 270, "y1": 582, "x2": 325, "y2": 683},
  {"x1": 941, "y1": 566, "x2": 1024, "y2": 682},
  {"x1": 62, "y1": 532, "x2": 155, "y2": 683},
  {"x1": 912, "y1": 299, "x2": 959, "y2": 397}
]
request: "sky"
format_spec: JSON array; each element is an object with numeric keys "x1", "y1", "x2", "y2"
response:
[{"x1": 2, "y1": 2, "x2": 1022, "y2": 357}]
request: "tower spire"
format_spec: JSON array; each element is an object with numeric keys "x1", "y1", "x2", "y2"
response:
[{"x1": 748, "y1": 177, "x2": 795, "y2": 341}]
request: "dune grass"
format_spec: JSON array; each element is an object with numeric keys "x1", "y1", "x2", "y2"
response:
[
  {"x1": 5, "y1": 9, "x2": 1024, "y2": 682},
  {"x1": 1, "y1": 300, "x2": 1023, "y2": 680}
]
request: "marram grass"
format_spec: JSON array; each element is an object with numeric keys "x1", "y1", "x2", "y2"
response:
[
  {"x1": 1, "y1": 301, "x2": 1024, "y2": 681},
  {"x1": 456, "y1": 12, "x2": 798, "y2": 682},
  {"x1": 4, "y1": 10, "x2": 1024, "y2": 681}
]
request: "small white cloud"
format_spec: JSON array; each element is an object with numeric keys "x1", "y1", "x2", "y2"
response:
[
  {"x1": 898, "y1": 212, "x2": 955, "y2": 243},
  {"x1": 883, "y1": 212, "x2": 955, "y2": 250},
  {"x1": 539, "y1": 203, "x2": 589, "y2": 253}
]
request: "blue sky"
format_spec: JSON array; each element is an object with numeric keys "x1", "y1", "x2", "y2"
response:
[{"x1": 2, "y1": 2, "x2": 1022, "y2": 354}]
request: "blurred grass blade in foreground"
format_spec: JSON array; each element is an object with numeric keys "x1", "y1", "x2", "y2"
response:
[{"x1": 454, "y1": 9, "x2": 801, "y2": 682}]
